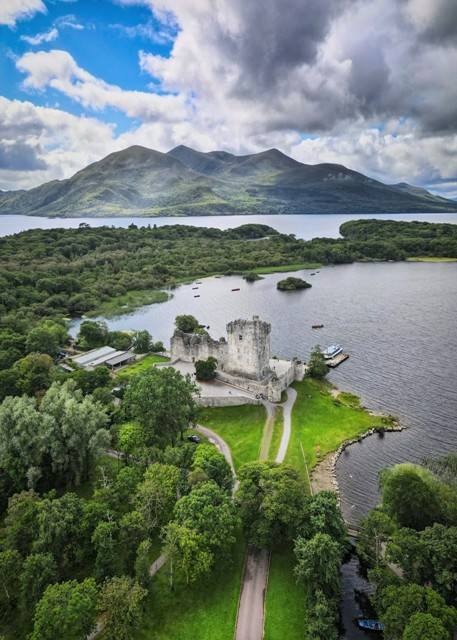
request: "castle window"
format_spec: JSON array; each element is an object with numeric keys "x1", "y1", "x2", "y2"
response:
[{"x1": 239, "y1": 335, "x2": 243, "y2": 341}]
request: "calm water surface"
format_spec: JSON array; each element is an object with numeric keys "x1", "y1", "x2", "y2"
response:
[{"x1": 1, "y1": 212, "x2": 457, "y2": 239}]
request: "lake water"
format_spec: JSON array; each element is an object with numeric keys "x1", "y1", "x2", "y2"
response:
[{"x1": 1, "y1": 211, "x2": 457, "y2": 239}]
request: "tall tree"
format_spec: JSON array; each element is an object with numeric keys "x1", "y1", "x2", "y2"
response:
[
  {"x1": 123, "y1": 367, "x2": 198, "y2": 446},
  {"x1": 0, "y1": 549, "x2": 22, "y2": 617},
  {"x1": 135, "y1": 463, "x2": 182, "y2": 535},
  {"x1": 307, "y1": 345, "x2": 328, "y2": 379},
  {"x1": 175, "y1": 315, "x2": 200, "y2": 333},
  {"x1": 236, "y1": 462, "x2": 307, "y2": 548},
  {"x1": 20, "y1": 553, "x2": 58, "y2": 610},
  {"x1": 294, "y1": 533, "x2": 342, "y2": 602},
  {"x1": 39, "y1": 380, "x2": 109, "y2": 487},
  {"x1": 302, "y1": 491, "x2": 348, "y2": 550},
  {"x1": 13, "y1": 353, "x2": 54, "y2": 395},
  {"x1": 402, "y1": 613, "x2": 449, "y2": 640},
  {"x1": 132, "y1": 330, "x2": 152, "y2": 354},
  {"x1": 162, "y1": 522, "x2": 213, "y2": 587},
  {"x1": 77, "y1": 320, "x2": 109, "y2": 349},
  {"x1": 357, "y1": 509, "x2": 394, "y2": 567},
  {"x1": 192, "y1": 444, "x2": 233, "y2": 492},
  {"x1": 98, "y1": 576, "x2": 147, "y2": 640},
  {"x1": 174, "y1": 481, "x2": 239, "y2": 555},
  {"x1": 30, "y1": 578, "x2": 98, "y2": 640}
]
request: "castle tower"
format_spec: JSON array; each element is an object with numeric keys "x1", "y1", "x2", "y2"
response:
[{"x1": 224, "y1": 315, "x2": 271, "y2": 380}]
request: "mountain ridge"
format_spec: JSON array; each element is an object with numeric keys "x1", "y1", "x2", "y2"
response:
[{"x1": 1, "y1": 145, "x2": 456, "y2": 217}]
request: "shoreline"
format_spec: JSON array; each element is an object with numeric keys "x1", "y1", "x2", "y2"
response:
[{"x1": 310, "y1": 389, "x2": 405, "y2": 507}]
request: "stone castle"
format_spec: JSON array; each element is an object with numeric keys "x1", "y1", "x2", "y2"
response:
[{"x1": 170, "y1": 315, "x2": 304, "y2": 402}]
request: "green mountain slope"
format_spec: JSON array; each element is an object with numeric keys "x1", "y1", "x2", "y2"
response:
[{"x1": 1, "y1": 144, "x2": 456, "y2": 217}]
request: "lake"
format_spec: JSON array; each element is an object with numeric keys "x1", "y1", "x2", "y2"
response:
[{"x1": 1, "y1": 211, "x2": 457, "y2": 239}]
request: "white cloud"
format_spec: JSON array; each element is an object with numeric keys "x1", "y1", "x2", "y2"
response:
[
  {"x1": 16, "y1": 49, "x2": 188, "y2": 122},
  {"x1": 21, "y1": 27, "x2": 58, "y2": 45},
  {"x1": 0, "y1": 0, "x2": 46, "y2": 26}
]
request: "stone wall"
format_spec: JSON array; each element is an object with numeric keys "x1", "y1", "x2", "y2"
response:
[
  {"x1": 170, "y1": 330, "x2": 227, "y2": 365},
  {"x1": 224, "y1": 316, "x2": 271, "y2": 380},
  {"x1": 197, "y1": 395, "x2": 261, "y2": 408}
]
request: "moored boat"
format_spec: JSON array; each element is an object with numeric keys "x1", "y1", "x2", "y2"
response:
[
  {"x1": 231, "y1": 288, "x2": 241, "y2": 292},
  {"x1": 323, "y1": 344, "x2": 343, "y2": 359},
  {"x1": 312, "y1": 324, "x2": 324, "y2": 329},
  {"x1": 356, "y1": 618, "x2": 384, "y2": 632}
]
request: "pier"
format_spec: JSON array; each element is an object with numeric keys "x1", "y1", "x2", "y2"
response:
[{"x1": 326, "y1": 353, "x2": 349, "y2": 368}]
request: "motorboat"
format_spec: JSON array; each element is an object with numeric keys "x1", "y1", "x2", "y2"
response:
[{"x1": 323, "y1": 344, "x2": 343, "y2": 359}]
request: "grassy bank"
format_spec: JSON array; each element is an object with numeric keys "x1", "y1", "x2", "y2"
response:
[
  {"x1": 253, "y1": 262, "x2": 322, "y2": 274},
  {"x1": 116, "y1": 354, "x2": 170, "y2": 380},
  {"x1": 286, "y1": 378, "x2": 384, "y2": 478},
  {"x1": 406, "y1": 256, "x2": 457, "y2": 262},
  {"x1": 264, "y1": 547, "x2": 305, "y2": 640},
  {"x1": 197, "y1": 404, "x2": 266, "y2": 471},
  {"x1": 135, "y1": 539, "x2": 246, "y2": 640},
  {"x1": 88, "y1": 289, "x2": 170, "y2": 318}
]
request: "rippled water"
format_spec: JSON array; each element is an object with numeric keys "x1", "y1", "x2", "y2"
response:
[
  {"x1": 1, "y1": 211, "x2": 457, "y2": 239},
  {"x1": 72, "y1": 261, "x2": 457, "y2": 521}
]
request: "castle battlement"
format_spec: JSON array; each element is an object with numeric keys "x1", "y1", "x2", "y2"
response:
[{"x1": 170, "y1": 315, "x2": 304, "y2": 402}]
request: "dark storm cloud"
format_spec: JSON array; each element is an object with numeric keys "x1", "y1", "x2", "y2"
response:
[
  {"x1": 219, "y1": 0, "x2": 351, "y2": 95},
  {"x1": 0, "y1": 142, "x2": 47, "y2": 171},
  {"x1": 411, "y1": 0, "x2": 457, "y2": 43}
]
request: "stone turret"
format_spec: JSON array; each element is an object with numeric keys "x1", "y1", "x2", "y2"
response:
[{"x1": 224, "y1": 315, "x2": 271, "y2": 380}]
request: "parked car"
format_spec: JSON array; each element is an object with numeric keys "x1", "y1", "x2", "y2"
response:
[{"x1": 187, "y1": 434, "x2": 201, "y2": 444}]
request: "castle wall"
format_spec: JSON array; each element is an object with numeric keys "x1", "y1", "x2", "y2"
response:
[
  {"x1": 224, "y1": 316, "x2": 271, "y2": 380},
  {"x1": 170, "y1": 330, "x2": 227, "y2": 365}
]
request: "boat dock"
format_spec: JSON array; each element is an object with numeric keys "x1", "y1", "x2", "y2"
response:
[{"x1": 326, "y1": 353, "x2": 349, "y2": 368}]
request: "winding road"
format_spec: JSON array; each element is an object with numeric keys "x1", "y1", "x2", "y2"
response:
[{"x1": 235, "y1": 388, "x2": 297, "y2": 640}]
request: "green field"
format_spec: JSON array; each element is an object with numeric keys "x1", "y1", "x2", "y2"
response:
[
  {"x1": 268, "y1": 407, "x2": 283, "y2": 462},
  {"x1": 116, "y1": 354, "x2": 170, "y2": 379},
  {"x1": 264, "y1": 547, "x2": 305, "y2": 640},
  {"x1": 286, "y1": 378, "x2": 382, "y2": 476},
  {"x1": 89, "y1": 289, "x2": 170, "y2": 318},
  {"x1": 197, "y1": 404, "x2": 266, "y2": 471},
  {"x1": 135, "y1": 539, "x2": 246, "y2": 640}
]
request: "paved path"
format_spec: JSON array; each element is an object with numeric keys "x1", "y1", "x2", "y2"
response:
[
  {"x1": 235, "y1": 548, "x2": 270, "y2": 640},
  {"x1": 276, "y1": 387, "x2": 296, "y2": 463},
  {"x1": 234, "y1": 388, "x2": 297, "y2": 640},
  {"x1": 195, "y1": 423, "x2": 239, "y2": 492}
]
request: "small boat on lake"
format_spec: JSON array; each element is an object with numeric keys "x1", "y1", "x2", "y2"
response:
[
  {"x1": 192, "y1": 287, "x2": 199, "y2": 290},
  {"x1": 356, "y1": 619, "x2": 384, "y2": 632},
  {"x1": 194, "y1": 294, "x2": 200, "y2": 298},
  {"x1": 312, "y1": 324, "x2": 324, "y2": 329},
  {"x1": 323, "y1": 344, "x2": 343, "y2": 359},
  {"x1": 231, "y1": 288, "x2": 241, "y2": 292}
]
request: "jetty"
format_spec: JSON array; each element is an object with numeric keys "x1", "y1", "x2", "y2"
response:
[{"x1": 326, "y1": 353, "x2": 349, "y2": 368}]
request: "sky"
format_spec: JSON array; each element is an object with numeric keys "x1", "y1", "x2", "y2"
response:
[{"x1": 0, "y1": 0, "x2": 456, "y2": 198}]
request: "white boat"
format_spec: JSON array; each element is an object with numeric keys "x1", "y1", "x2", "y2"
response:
[{"x1": 323, "y1": 344, "x2": 343, "y2": 359}]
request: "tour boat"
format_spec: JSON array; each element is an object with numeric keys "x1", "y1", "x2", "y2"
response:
[
  {"x1": 356, "y1": 619, "x2": 384, "y2": 632},
  {"x1": 312, "y1": 324, "x2": 324, "y2": 329},
  {"x1": 323, "y1": 344, "x2": 343, "y2": 359}
]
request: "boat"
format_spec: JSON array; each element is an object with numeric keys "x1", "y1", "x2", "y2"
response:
[
  {"x1": 192, "y1": 287, "x2": 199, "y2": 290},
  {"x1": 231, "y1": 288, "x2": 241, "y2": 292},
  {"x1": 323, "y1": 344, "x2": 343, "y2": 359},
  {"x1": 194, "y1": 294, "x2": 200, "y2": 298},
  {"x1": 356, "y1": 619, "x2": 384, "y2": 632},
  {"x1": 312, "y1": 324, "x2": 324, "y2": 329}
]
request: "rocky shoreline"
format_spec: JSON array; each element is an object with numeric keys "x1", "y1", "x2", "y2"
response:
[{"x1": 310, "y1": 406, "x2": 405, "y2": 502}]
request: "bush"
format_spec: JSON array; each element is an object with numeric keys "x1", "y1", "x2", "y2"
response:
[{"x1": 195, "y1": 357, "x2": 218, "y2": 381}]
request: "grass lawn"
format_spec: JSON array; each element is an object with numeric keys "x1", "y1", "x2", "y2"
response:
[
  {"x1": 253, "y1": 262, "x2": 322, "y2": 274},
  {"x1": 197, "y1": 404, "x2": 266, "y2": 471},
  {"x1": 406, "y1": 256, "x2": 457, "y2": 262},
  {"x1": 135, "y1": 539, "x2": 246, "y2": 640},
  {"x1": 268, "y1": 406, "x2": 283, "y2": 462},
  {"x1": 264, "y1": 546, "x2": 305, "y2": 640},
  {"x1": 286, "y1": 378, "x2": 384, "y2": 477},
  {"x1": 117, "y1": 354, "x2": 170, "y2": 380},
  {"x1": 89, "y1": 289, "x2": 169, "y2": 318}
]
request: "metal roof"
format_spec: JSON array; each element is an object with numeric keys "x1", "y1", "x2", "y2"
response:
[
  {"x1": 72, "y1": 346, "x2": 117, "y2": 367},
  {"x1": 105, "y1": 351, "x2": 135, "y2": 367}
]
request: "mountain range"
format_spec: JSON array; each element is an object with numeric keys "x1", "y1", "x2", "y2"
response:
[{"x1": 1, "y1": 145, "x2": 456, "y2": 217}]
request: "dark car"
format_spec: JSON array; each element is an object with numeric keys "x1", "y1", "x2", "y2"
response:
[{"x1": 187, "y1": 434, "x2": 201, "y2": 444}]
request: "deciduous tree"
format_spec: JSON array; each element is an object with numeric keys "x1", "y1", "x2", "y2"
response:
[{"x1": 98, "y1": 576, "x2": 147, "y2": 640}]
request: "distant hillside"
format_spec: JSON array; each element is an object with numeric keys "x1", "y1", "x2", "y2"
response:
[{"x1": 1, "y1": 144, "x2": 456, "y2": 217}]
